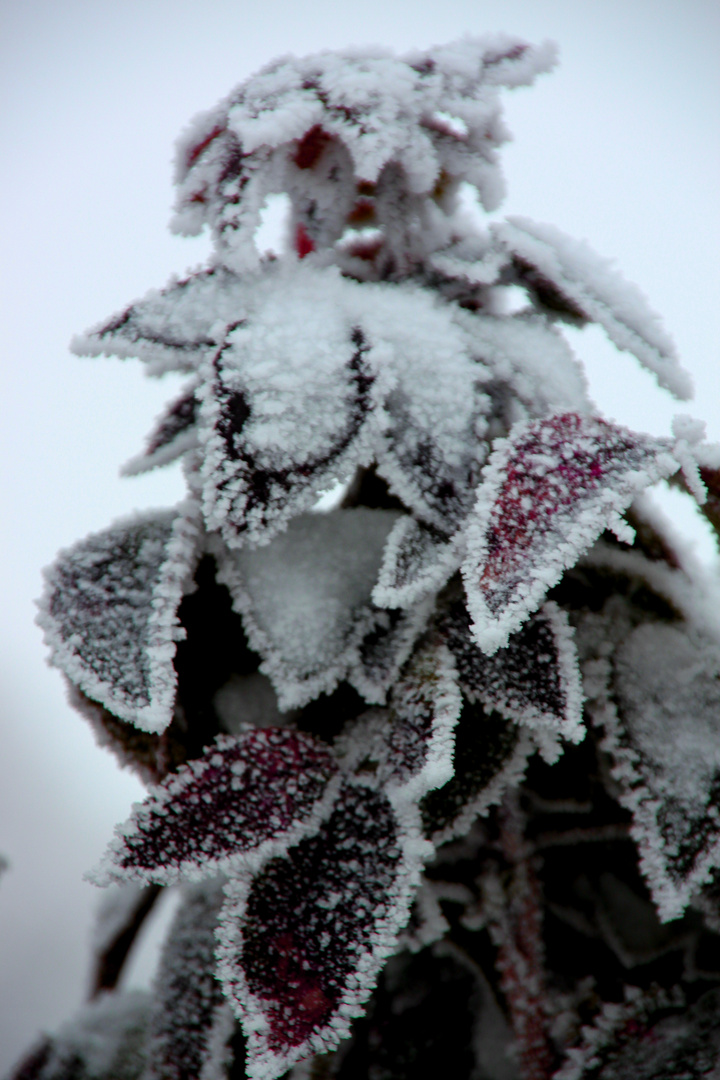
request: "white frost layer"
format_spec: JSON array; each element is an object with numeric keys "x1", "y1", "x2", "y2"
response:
[
  {"x1": 214, "y1": 508, "x2": 400, "y2": 709},
  {"x1": 493, "y1": 216, "x2": 692, "y2": 400}
]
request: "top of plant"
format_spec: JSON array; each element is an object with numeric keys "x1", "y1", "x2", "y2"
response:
[{"x1": 33, "y1": 36, "x2": 720, "y2": 1080}]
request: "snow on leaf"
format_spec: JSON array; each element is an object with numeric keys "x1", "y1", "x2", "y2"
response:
[
  {"x1": 420, "y1": 699, "x2": 534, "y2": 846},
  {"x1": 94, "y1": 729, "x2": 339, "y2": 886},
  {"x1": 212, "y1": 508, "x2": 400, "y2": 710},
  {"x1": 71, "y1": 265, "x2": 248, "y2": 377},
  {"x1": 37, "y1": 502, "x2": 203, "y2": 734},
  {"x1": 143, "y1": 879, "x2": 229, "y2": 1080},
  {"x1": 216, "y1": 781, "x2": 431, "y2": 1080},
  {"x1": 606, "y1": 622, "x2": 720, "y2": 921},
  {"x1": 462, "y1": 413, "x2": 680, "y2": 654},
  {"x1": 171, "y1": 39, "x2": 556, "y2": 269},
  {"x1": 492, "y1": 217, "x2": 693, "y2": 399},
  {"x1": 439, "y1": 597, "x2": 584, "y2": 762},
  {"x1": 373, "y1": 516, "x2": 462, "y2": 609},
  {"x1": 121, "y1": 380, "x2": 200, "y2": 476},
  {"x1": 460, "y1": 311, "x2": 591, "y2": 419},
  {"x1": 198, "y1": 267, "x2": 388, "y2": 548}
]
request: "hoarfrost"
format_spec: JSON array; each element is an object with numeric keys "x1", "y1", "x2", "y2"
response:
[
  {"x1": 37, "y1": 503, "x2": 203, "y2": 733},
  {"x1": 493, "y1": 217, "x2": 693, "y2": 400},
  {"x1": 462, "y1": 413, "x2": 681, "y2": 654},
  {"x1": 94, "y1": 730, "x2": 339, "y2": 886},
  {"x1": 216, "y1": 782, "x2": 430, "y2": 1080},
  {"x1": 213, "y1": 508, "x2": 400, "y2": 708}
]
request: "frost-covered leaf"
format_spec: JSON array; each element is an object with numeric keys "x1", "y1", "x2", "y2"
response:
[
  {"x1": 463, "y1": 311, "x2": 591, "y2": 420},
  {"x1": 373, "y1": 516, "x2": 461, "y2": 609},
  {"x1": 462, "y1": 413, "x2": 680, "y2": 654},
  {"x1": 606, "y1": 622, "x2": 720, "y2": 921},
  {"x1": 198, "y1": 268, "x2": 387, "y2": 547},
  {"x1": 420, "y1": 699, "x2": 533, "y2": 845},
  {"x1": 122, "y1": 381, "x2": 200, "y2": 476},
  {"x1": 198, "y1": 261, "x2": 489, "y2": 549},
  {"x1": 143, "y1": 879, "x2": 232, "y2": 1080},
  {"x1": 10, "y1": 991, "x2": 151, "y2": 1080},
  {"x1": 440, "y1": 597, "x2": 584, "y2": 761},
  {"x1": 349, "y1": 599, "x2": 433, "y2": 706},
  {"x1": 171, "y1": 39, "x2": 557, "y2": 268},
  {"x1": 71, "y1": 266, "x2": 247, "y2": 376},
  {"x1": 38, "y1": 503, "x2": 203, "y2": 733},
  {"x1": 216, "y1": 781, "x2": 430, "y2": 1080},
  {"x1": 382, "y1": 639, "x2": 461, "y2": 803},
  {"x1": 94, "y1": 729, "x2": 339, "y2": 886},
  {"x1": 213, "y1": 508, "x2": 400, "y2": 709},
  {"x1": 553, "y1": 987, "x2": 720, "y2": 1080},
  {"x1": 492, "y1": 216, "x2": 693, "y2": 399}
]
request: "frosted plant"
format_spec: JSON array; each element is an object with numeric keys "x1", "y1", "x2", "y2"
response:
[{"x1": 13, "y1": 35, "x2": 720, "y2": 1080}]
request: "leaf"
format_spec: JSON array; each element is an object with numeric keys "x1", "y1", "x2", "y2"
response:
[
  {"x1": 349, "y1": 600, "x2": 433, "y2": 706},
  {"x1": 439, "y1": 597, "x2": 584, "y2": 762},
  {"x1": 143, "y1": 880, "x2": 230, "y2": 1080},
  {"x1": 492, "y1": 216, "x2": 693, "y2": 400},
  {"x1": 335, "y1": 638, "x2": 462, "y2": 807},
  {"x1": 10, "y1": 992, "x2": 151, "y2": 1080},
  {"x1": 606, "y1": 622, "x2": 720, "y2": 921},
  {"x1": 71, "y1": 265, "x2": 247, "y2": 376},
  {"x1": 462, "y1": 413, "x2": 680, "y2": 654},
  {"x1": 198, "y1": 271, "x2": 386, "y2": 547},
  {"x1": 216, "y1": 781, "x2": 431, "y2": 1080},
  {"x1": 382, "y1": 638, "x2": 462, "y2": 803},
  {"x1": 553, "y1": 987, "x2": 720, "y2": 1080},
  {"x1": 37, "y1": 503, "x2": 203, "y2": 733},
  {"x1": 420, "y1": 699, "x2": 534, "y2": 845},
  {"x1": 121, "y1": 381, "x2": 200, "y2": 476},
  {"x1": 373, "y1": 516, "x2": 461, "y2": 609},
  {"x1": 212, "y1": 509, "x2": 401, "y2": 709},
  {"x1": 94, "y1": 729, "x2": 340, "y2": 886}
]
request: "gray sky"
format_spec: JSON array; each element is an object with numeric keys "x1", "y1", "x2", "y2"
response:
[{"x1": 1, "y1": 0, "x2": 719, "y2": 1071}]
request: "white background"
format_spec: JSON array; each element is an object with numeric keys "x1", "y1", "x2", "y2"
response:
[{"x1": 1, "y1": 0, "x2": 718, "y2": 1072}]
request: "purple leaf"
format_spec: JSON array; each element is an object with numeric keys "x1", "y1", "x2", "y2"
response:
[
  {"x1": 462, "y1": 413, "x2": 679, "y2": 654},
  {"x1": 373, "y1": 516, "x2": 461, "y2": 609},
  {"x1": 37, "y1": 503, "x2": 203, "y2": 733},
  {"x1": 94, "y1": 729, "x2": 339, "y2": 886},
  {"x1": 216, "y1": 781, "x2": 430, "y2": 1080},
  {"x1": 349, "y1": 602, "x2": 432, "y2": 706},
  {"x1": 335, "y1": 639, "x2": 462, "y2": 806},
  {"x1": 440, "y1": 598, "x2": 583, "y2": 761},
  {"x1": 420, "y1": 699, "x2": 534, "y2": 845}
]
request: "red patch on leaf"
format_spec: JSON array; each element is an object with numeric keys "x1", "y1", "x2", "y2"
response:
[
  {"x1": 186, "y1": 124, "x2": 227, "y2": 169},
  {"x1": 295, "y1": 224, "x2": 316, "y2": 258},
  {"x1": 480, "y1": 414, "x2": 642, "y2": 594},
  {"x1": 293, "y1": 125, "x2": 332, "y2": 170}
]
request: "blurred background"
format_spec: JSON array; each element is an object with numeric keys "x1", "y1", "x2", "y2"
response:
[{"x1": 1, "y1": 0, "x2": 718, "y2": 1071}]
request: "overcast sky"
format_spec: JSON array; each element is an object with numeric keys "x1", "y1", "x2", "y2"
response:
[{"x1": 1, "y1": 0, "x2": 719, "y2": 1072}]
